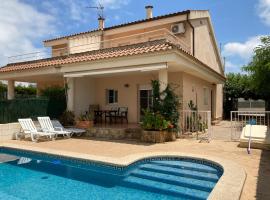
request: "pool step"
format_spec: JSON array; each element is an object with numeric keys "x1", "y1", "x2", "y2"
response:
[
  {"x1": 139, "y1": 164, "x2": 219, "y2": 182},
  {"x1": 130, "y1": 169, "x2": 215, "y2": 192},
  {"x1": 122, "y1": 175, "x2": 209, "y2": 200},
  {"x1": 149, "y1": 160, "x2": 219, "y2": 174}
]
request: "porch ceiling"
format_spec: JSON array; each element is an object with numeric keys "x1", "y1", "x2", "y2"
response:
[{"x1": 64, "y1": 63, "x2": 167, "y2": 78}]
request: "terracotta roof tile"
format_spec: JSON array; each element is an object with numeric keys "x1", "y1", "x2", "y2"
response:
[{"x1": 0, "y1": 40, "x2": 173, "y2": 73}]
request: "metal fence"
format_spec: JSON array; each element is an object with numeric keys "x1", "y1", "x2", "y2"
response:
[
  {"x1": 230, "y1": 111, "x2": 270, "y2": 141},
  {"x1": 180, "y1": 110, "x2": 212, "y2": 141}
]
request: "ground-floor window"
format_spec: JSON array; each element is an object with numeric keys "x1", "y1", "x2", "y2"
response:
[{"x1": 106, "y1": 89, "x2": 118, "y2": 104}]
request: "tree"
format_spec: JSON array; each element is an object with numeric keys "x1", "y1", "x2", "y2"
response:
[
  {"x1": 223, "y1": 73, "x2": 259, "y2": 118},
  {"x1": 243, "y1": 36, "x2": 270, "y2": 109}
]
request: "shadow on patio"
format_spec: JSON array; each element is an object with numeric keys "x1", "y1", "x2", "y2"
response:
[{"x1": 256, "y1": 149, "x2": 270, "y2": 199}]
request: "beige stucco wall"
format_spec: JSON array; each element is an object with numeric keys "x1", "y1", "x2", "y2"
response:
[
  {"x1": 182, "y1": 72, "x2": 214, "y2": 111},
  {"x1": 213, "y1": 84, "x2": 223, "y2": 119},
  {"x1": 69, "y1": 34, "x2": 102, "y2": 54},
  {"x1": 95, "y1": 73, "x2": 157, "y2": 123},
  {"x1": 103, "y1": 22, "x2": 192, "y2": 52},
  {"x1": 192, "y1": 18, "x2": 222, "y2": 73},
  {"x1": 71, "y1": 70, "x2": 223, "y2": 122},
  {"x1": 71, "y1": 72, "x2": 185, "y2": 123},
  {"x1": 0, "y1": 123, "x2": 21, "y2": 141},
  {"x1": 73, "y1": 77, "x2": 96, "y2": 116}
]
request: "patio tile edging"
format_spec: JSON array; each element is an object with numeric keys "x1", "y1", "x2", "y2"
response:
[{"x1": 0, "y1": 142, "x2": 246, "y2": 200}]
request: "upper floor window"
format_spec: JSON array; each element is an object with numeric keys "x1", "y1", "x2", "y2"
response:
[{"x1": 106, "y1": 89, "x2": 118, "y2": 104}]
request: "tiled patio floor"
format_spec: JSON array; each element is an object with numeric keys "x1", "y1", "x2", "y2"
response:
[{"x1": 1, "y1": 121, "x2": 270, "y2": 200}]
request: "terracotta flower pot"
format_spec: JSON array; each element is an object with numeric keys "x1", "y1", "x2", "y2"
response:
[{"x1": 76, "y1": 120, "x2": 93, "y2": 129}]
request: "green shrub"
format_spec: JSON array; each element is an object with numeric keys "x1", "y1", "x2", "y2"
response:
[
  {"x1": 151, "y1": 80, "x2": 180, "y2": 131},
  {"x1": 141, "y1": 109, "x2": 169, "y2": 131},
  {"x1": 0, "y1": 98, "x2": 49, "y2": 123},
  {"x1": 40, "y1": 86, "x2": 67, "y2": 119}
]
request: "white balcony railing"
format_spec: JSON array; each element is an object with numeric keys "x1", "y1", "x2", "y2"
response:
[{"x1": 7, "y1": 29, "x2": 191, "y2": 64}]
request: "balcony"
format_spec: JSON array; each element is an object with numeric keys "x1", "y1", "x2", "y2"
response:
[{"x1": 7, "y1": 29, "x2": 191, "y2": 64}]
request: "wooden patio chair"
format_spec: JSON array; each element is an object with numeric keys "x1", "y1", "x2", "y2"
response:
[{"x1": 118, "y1": 107, "x2": 128, "y2": 124}]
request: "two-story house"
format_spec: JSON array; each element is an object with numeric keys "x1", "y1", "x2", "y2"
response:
[{"x1": 0, "y1": 6, "x2": 225, "y2": 123}]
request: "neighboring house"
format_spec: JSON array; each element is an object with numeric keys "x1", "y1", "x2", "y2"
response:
[{"x1": 0, "y1": 6, "x2": 225, "y2": 123}]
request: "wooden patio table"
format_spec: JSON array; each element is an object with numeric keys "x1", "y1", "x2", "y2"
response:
[{"x1": 94, "y1": 110, "x2": 118, "y2": 124}]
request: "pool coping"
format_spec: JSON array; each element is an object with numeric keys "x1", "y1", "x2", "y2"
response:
[{"x1": 0, "y1": 142, "x2": 246, "y2": 200}]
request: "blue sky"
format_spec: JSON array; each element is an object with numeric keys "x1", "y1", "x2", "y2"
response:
[{"x1": 0, "y1": 0, "x2": 269, "y2": 73}]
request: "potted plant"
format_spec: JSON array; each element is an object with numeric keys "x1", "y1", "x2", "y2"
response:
[
  {"x1": 150, "y1": 80, "x2": 180, "y2": 141},
  {"x1": 141, "y1": 109, "x2": 169, "y2": 143},
  {"x1": 59, "y1": 110, "x2": 75, "y2": 126},
  {"x1": 76, "y1": 112, "x2": 94, "y2": 129}
]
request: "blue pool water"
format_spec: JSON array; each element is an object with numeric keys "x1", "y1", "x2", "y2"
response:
[{"x1": 0, "y1": 148, "x2": 223, "y2": 200}]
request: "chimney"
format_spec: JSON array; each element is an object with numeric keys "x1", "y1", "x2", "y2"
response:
[
  {"x1": 145, "y1": 5, "x2": 153, "y2": 19},
  {"x1": 98, "y1": 17, "x2": 105, "y2": 30}
]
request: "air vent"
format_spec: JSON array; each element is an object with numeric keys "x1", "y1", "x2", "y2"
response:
[{"x1": 171, "y1": 23, "x2": 185, "y2": 34}]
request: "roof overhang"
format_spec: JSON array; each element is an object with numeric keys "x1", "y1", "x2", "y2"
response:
[{"x1": 64, "y1": 63, "x2": 167, "y2": 78}]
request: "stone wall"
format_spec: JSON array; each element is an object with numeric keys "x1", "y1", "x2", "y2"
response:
[
  {"x1": 86, "y1": 127, "x2": 142, "y2": 140},
  {"x1": 0, "y1": 123, "x2": 21, "y2": 141}
]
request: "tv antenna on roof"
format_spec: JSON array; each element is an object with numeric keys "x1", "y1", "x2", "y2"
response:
[{"x1": 87, "y1": 2, "x2": 105, "y2": 19}]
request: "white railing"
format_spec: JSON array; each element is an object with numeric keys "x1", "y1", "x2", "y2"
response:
[
  {"x1": 7, "y1": 50, "x2": 50, "y2": 64},
  {"x1": 230, "y1": 111, "x2": 270, "y2": 141},
  {"x1": 7, "y1": 28, "x2": 191, "y2": 64},
  {"x1": 180, "y1": 110, "x2": 212, "y2": 141}
]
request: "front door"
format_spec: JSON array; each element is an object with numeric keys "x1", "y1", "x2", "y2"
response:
[{"x1": 139, "y1": 89, "x2": 153, "y2": 121}]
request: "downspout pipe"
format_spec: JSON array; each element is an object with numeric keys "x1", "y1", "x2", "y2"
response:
[{"x1": 186, "y1": 12, "x2": 195, "y2": 56}]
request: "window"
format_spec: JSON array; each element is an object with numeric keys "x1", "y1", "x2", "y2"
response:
[
  {"x1": 203, "y1": 88, "x2": 209, "y2": 105},
  {"x1": 106, "y1": 89, "x2": 118, "y2": 104}
]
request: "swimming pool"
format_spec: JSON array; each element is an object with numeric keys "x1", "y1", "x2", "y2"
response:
[{"x1": 0, "y1": 147, "x2": 223, "y2": 200}]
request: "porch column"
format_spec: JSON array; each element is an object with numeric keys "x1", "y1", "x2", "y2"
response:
[
  {"x1": 36, "y1": 83, "x2": 41, "y2": 97},
  {"x1": 67, "y1": 77, "x2": 75, "y2": 111},
  {"x1": 7, "y1": 80, "x2": 15, "y2": 100},
  {"x1": 158, "y1": 69, "x2": 168, "y2": 92}
]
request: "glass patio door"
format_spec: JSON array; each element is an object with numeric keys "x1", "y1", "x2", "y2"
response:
[{"x1": 139, "y1": 89, "x2": 153, "y2": 121}]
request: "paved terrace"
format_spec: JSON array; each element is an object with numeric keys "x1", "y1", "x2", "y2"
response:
[{"x1": 1, "y1": 122, "x2": 269, "y2": 200}]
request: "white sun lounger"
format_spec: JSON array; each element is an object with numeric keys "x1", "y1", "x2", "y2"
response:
[
  {"x1": 239, "y1": 124, "x2": 270, "y2": 149},
  {"x1": 38, "y1": 117, "x2": 71, "y2": 138},
  {"x1": 51, "y1": 120, "x2": 86, "y2": 137},
  {"x1": 18, "y1": 118, "x2": 55, "y2": 142}
]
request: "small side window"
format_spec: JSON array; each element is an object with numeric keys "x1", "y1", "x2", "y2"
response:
[{"x1": 203, "y1": 88, "x2": 208, "y2": 105}]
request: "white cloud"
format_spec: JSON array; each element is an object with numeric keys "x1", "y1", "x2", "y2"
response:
[
  {"x1": 0, "y1": 0, "x2": 55, "y2": 66},
  {"x1": 224, "y1": 60, "x2": 243, "y2": 73},
  {"x1": 93, "y1": 0, "x2": 130, "y2": 10},
  {"x1": 223, "y1": 36, "x2": 262, "y2": 61},
  {"x1": 257, "y1": 0, "x2": 270, "y2": 26},
  {"x1": 225, "y1": 61, "x2": 237, "y2": 69}
]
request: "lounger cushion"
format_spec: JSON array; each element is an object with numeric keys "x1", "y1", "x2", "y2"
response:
[{"x1": 243, "y1": 125, "x2": 268, "y2": 139}]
